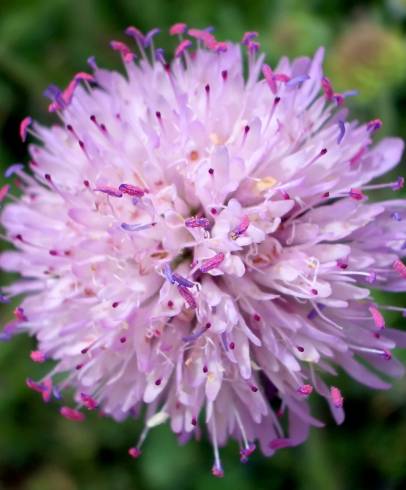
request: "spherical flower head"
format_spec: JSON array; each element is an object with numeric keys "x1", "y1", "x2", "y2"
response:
[{"x1": 1, "y1": 25, "x2": 406, "y2": 476}]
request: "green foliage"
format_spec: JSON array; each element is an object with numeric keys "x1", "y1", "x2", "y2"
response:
[{"x1": 0, "y1": 1, "x2": 406, "y2": 489}]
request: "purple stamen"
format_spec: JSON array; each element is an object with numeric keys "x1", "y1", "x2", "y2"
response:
[
  {"x1": 242, "y1": 32, "x2": 258, "y2": 45},
  {"x1": 125, "y1": 26, "x2": 145, "y2": 43},
  {"x1": 337, "y1": 120, "x2": 345, "y2": 144},
  {"x1": 200, "y1": 253, "x2": 225, "y2": 273},
  {"x1": 177, "y1": 285, "x2": 197, "y2": 309},
  {"x1": 392, "y1": 176, "x2": 404, "y2": 191},
  {"x1": 144, "y1": 28, "x2": 160, "y2": 47},
  {"x1": 87, "y1": 56, "x2": 97, "y2": 69},
  {"x1": 230, "y1": 215, "x2": 250, "y2": 240},
  {"x1": 80, "y1": 392, "x2": 98, "y2": 410},
  {"x1": 321, "y1": 76, "x2": 334, "y2": 100},
  {"x1": 240, "y1": 443, "x2": 256, "y2": 463},
  {"x1": 349, "y1": 188, "x2": 365, "y2": 201},
  {"x1": 14, "y1": 307, "x2": 27, "y2": 322},
  {"x1": 286, "y1": 74, "x2": 310, "y2": 88},
  {"x1": 391, "y1": 212, "x2": 402, "y2": 222},
  {"x1": 163, "y1": 263, "x2": 174, "y2": 283},
  {"x1": 4, "y1": 163, "x2": 24, "y2": 178},
  {"x1": 367, "y1": 118, "x2": 382, "y2": 133},
  {"x1": 155, "y1": 48, "x2": 166, "y2": 64},
  {"x1": 172, "y1": 272, "x2": 194, "y2": 288},
  {"x1": 121, "y1": 222, "x2": 155, "y2": 232},
  {"x1": 118, "y1": 183, "x2": 145, "y2": 197},
  {"x1": 185, "y1": 217, "x2": 210, "y2": 230},
  {"x1": 247, "y1": 40, "x2": 260, "y2": 53}
]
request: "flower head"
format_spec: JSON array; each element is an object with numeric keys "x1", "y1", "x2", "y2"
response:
[{"x1": 1, "y1": 25, "x2": 406, "y2": 475}]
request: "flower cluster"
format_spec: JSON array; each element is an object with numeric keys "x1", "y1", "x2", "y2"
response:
[{"x1": 1, "y1": 25, "x2": 406, "y2": 477}]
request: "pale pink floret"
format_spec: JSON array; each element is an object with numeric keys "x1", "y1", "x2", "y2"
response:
[{"x1": 1, "y1": 26, "x2": 406, "y2": 476}]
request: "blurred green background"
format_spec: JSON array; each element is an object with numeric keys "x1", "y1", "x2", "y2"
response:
[{"x1": 1, "y1": 0, "x2": 406, "y2": 489}]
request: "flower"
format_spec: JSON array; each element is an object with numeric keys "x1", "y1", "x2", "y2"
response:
[{"x1": 1, "y1": 25, "x2": 406, "y2": 476}]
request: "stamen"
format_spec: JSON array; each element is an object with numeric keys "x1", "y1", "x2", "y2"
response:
[
  {"x1": 169, "y1": 23, "x2": 187, "y2": 36},
  {"x1": 286, "y1": 74, "x2": 309, "y2": 88},
  {"x1": 298, "y1": 384, "x2": 313, "y2": 396},
  {"x1": 163, "y1": 264, "x2": 194, "y2": 288},
  {"x1": 200, "y1": 253, "x2": 225, "y2": 272},
  {"x1": 210, "y1": 416, "x2": 224, "y2": 478},
  {"x1": 337, "y1": 120, "x2": 345, "y2": 144},
  {"x1": 349, "y1": 188, "x2": 365, "y2": 201},
  {"x1": 241, "y1": 32, "x2": 258, "y2": 45},
  {"x1": 19, "y1": 116, "x2": 32, "y2": 142},
  {"x1": 30, "y1": 351, "x2": 46, "y2": 363},
  {"x1": 182, "y1": 323, "x2": 210, "y2": 343},
  {"x1": 128, "y1": 447, "x2": 142, "y2": 458},
  {"x1": 392, "y1": 176, "x2": 404, "y2": 191},
  {"x1": 369, "y1": 305, "x2": 385, "y2": 329},
  {"x1": 175, "y1": 39, "x2": 192, "y2": 58},
  {"x1": 125, "y1": 26, "x2": 145, "y2": 44},
  {"x1": 80, "y1": 392, "x2": 98, "y2": 410},
  {"x1": 14, "y1": 307, "x2": 27, "y2": 322},
  {"x1": 172, "y1": 272, "x2": 194, "y2": 288},
  {"x1": 74, "y1": 72, "x2": 95, "y2": 83},
  {"x1": 367, "y1": 118, "x2": 382, "y2": 133},
  {"x1": 185, "y1": 217, "x2": 210, "y2": 230},
  {"x1": 4, "y1": 163, "x2": 24, "y2": 178},
  {"x1": 393, "y1": 259, "x2": 406, "y2": 278},
  {"x1": 240, "y1": 443, "x2": 256, "y2": 463},
  {"x1": 177, "y1": 285, "x2": 197, "y2": 309},
  {"x1": 110, "y1": 41, "x2": 135, "y2": 63},
  {"x1": 391, "y1": 212, "x2": 402, "y2": 222},
  {"x1": 0, "y1": 184, "x2": 9, "y2": 202},
  {"x1": 60, "y1": 406, "x2": 85, "y2": 422},
  {"x1": 144, "y1": 28, "x2": 160, "y2": 48},
  {"x1": 118, "y1": 183, "x2": 145, "y2": 197},
  {"x1": 330, "y1": 386, "x2": 344, "y2": 408},
  {"x1": 321, "y1": 76, "x2": 334, "y2": 100},
  {"x1": 230, "y1": 216, "x2": 250, "y2": 240},
  {"x1": 155, "y1": 48, "x2": 166, "y2": 64},
  {"x1": 121, "y1": 222, "x2": 155, "y2": 232}
]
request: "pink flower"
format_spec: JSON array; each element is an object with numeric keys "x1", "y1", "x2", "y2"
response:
[{"x1": 1, "y1": 26, "x2": 406, "y2": 476}]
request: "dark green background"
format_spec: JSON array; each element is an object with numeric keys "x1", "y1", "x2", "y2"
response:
[{"x1": 1, "y1": 1, "x2": 406, "y2": 489}]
